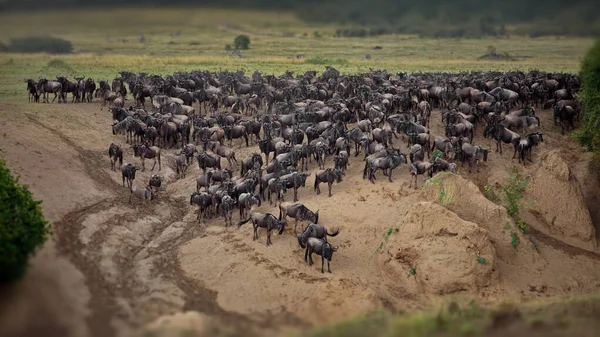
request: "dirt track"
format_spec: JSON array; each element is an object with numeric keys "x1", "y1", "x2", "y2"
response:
[{"x1": 1, "y1": 102, "x2": 600, "y2": 337}]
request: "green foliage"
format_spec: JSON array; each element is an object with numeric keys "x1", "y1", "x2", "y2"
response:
[
  {"x1": 375, "y1": 227, "x2": 399, "y2": 252},
  {"x1": 574, "y1": 40, "x2": 600, "y2": 181},
  {"x1": 516, "y1": 219, "x2": 529, "y2": 234},
  {"x1": 431, "y1": 149, "x2": 443, "y2": 161},
  {"x1": 510, "y1": 232, "x2": 520, "y2": 249},
  {"x1": 485, "y1": 168, "x2": 528, "y2": 220},
  {"x1": 0, "y1": 158, "x2": 51, "y2": 283},
  {"x1": 409, "y1": 268, "x2": 417, "y2": 277},
  {"x1": 476, "y1": 256, "x2": 487, "y2": 264},
  {"x1": 233, "y1": 34, "x2": 250, "y2": 50},
  {"x1": 8, "y1": 36, "x2": 73, "y2": 54}
]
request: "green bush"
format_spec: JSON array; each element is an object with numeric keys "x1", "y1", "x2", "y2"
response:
[
  {"x1": 8, "y1": 36, "x2": 73, "y2": 54},
  {"x1": 233, "y1": 35, "x2": 250, "y2": 50},
  {"x1": 574, "y1": 39, "x2": 600, "y2": 178},
  {"x1": 0, "y1": 158, "x2": 51, "y2": 283}
]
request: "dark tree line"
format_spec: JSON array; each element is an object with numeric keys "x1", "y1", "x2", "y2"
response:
[{"x1": 2, "y1": 0, "x2": 599, "y2": 37}]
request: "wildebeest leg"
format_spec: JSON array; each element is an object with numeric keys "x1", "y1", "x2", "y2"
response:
[
  {"x1": 294, "y1": 219, "x2": 299, "y2": 234},
  {"x1": 253, "y1": 223, "x2": 258, "y2": 241},
  {"x1": 151, "y1": 158, "x2": 157, "y2": 171},
  {"x1": 315, "y1": 180, "x2": 321, "y2": 195},
  {"x1": 266, "y1": 228, "x2": 272, "y2": 246},
  {"x1": 304, "y1": 244, "x2": 310, "y2": 263},
  {"x1": 141, "y1": 158, "x2": 146, "y2": 171},
  {"x1": 294, "y1": 186, "x2": 298, "y2": 202},
  {"x1": 388, "y1": 169, "x2": 393, "y2": 183},
  {"x1": 328, "y1": 181, "x2": 333, "y2": 197}
]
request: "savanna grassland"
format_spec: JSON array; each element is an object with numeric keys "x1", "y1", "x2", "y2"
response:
[
  {"x1": 2, "y1": 7, "x2": 600, "y2": 337},
  {"x1": 0, "y1": 8, "x2": 595, "y2": 102}
]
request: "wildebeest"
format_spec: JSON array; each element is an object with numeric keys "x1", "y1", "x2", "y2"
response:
[
  {"x1": 313, "y1": 168, "x2": 343, "y2": 197},
  {"x1": 132, "y1": 144, "x2": 161, "y2": 171},
  {"x1": 196, "y1": 171, "x2": 214, "y2": 192},
  {"x1": 518, "y1": 132, "x2": 544, "y2": 164},
  {"x1": 197, "y1": 151, "x2": 221, "y2": 173},
  {"x1": 236, "y1": 212, "x2": 285, "y2": 246},
  {"x1": 129, "y1": 185, "x2": 153, "y2": 205},
  {"x1": 219, "y1": 195, "x2": 237, "y2": 227},
  {"x1": 25, "y1": 79, "x2": 39, "y2": 103},
  {"x1": 499, "y1": 115, "x2": 540, "y2": 135},
  {"x1": 333, "y1": 150, "x2": 349, "y2": 174},
  {"x1": 121, "y1": 163, "x2": 136, "y2": 190},
  {"x1": 278, "y1": 202, "x2": 319, "y2": 234},
  {"x1": 108, "y1": 143, "x2": 123, "y2": 171},
  {"x1": 460, "y1": 142, "x2": 489, "y2": 172},
  {"x1": 148, "y1": 174, "x2": 164, "y2": 195},
  {"x1": 483, "y1": 124, "x2": 520, "y2": 158},
  {"x1": 409, "y1": 161, "x2": 434, "y2": 189},
  {"x1": 365, "y1": 149, "x2": 407, "y2": 183},
  {"x1": 36, "y1": 78, "x2": 62, "y2": 103},
  {"x1": 238, "y1": 192, "x2": 261, "y2": 220},
  {"x1": 431, "y1": 157, "x2": 457, "y2": 175},
  {"x1": 278, "y1": 171, "x2": 311, "y2": 202},
  {"x1": 296, "y1": 223, "x2": 339, "y2": 248},
  {"x1": 175, "y1": 151, "x2": 188, "y2": 179},
  {"x1": 553, "y1": 104, "x2": 577, "y2": 134},
  {"x1": 305, "y1": 237, "x2": 338, "y2": 273},
  {"x1": 190, "y1": 191, "x2": 214, "y2": 222}
]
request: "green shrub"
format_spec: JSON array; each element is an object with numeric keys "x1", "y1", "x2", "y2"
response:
[
  {"x1": 233, "y1": 35, "x2": 250, "y2": 50},
  {"x1": 575, "y1": 40, "x2": 600, "y2": 154},
  {"x1": 0, "y1": 158, "x2": 51, "y2": 283},
  {"x1": 8, "y1": 36, "x2": 73, "y2": 54}
]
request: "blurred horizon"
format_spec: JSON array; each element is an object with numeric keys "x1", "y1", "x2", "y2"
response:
[{"x1": 1, "y1": 0, "x2": 599, "y2": 37}]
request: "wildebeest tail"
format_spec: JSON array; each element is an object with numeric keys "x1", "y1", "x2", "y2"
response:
[
  {"x1": 236, "y1": 216, "x2": 251, "y2": 229},
  {"x1": 327, "y1": 228, "x2": 340, "y2": 237}
]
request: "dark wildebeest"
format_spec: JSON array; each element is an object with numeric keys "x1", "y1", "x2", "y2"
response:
[
  {"x1": 553, "y1": 104, "x2": 577, "y2": 135},
  {"x1": 366, "y1": 150, "x2": 407, "y2": 184},
  {"x1": 223, "y1": 125, "x2": 249, "y2": 147},
  {"x1": 148, "y1": 174, "x2": 164, "y2": 196},
  {"x1": 305, "y1": 237, "x2": 338, "y2": 273},
  {"x1": 196, "y1": 171, "x2": 214, "y2": 192},
  {"x1": 499, "y1": 115, "x2": 540, "y2": 135},
  {"x1": 431, "y1": 157, "x2": 457, "y2": 175},
  {"x1": 279, "y1": 171, "x2": 311, "y2": 202},
  {"x1": 483, "y1": 124, "x2": 521, "y2": 158},
  {"x1": 36, "y1": 78, "x2": 62, "y2": 103},
  {"x1": 238, "y1": 192, "x2": 261, "y2": 220},
  {"x1": 108, "y1": 143, "x2": 123, "y2": 171},
  {"x1": 267, "y1": 177, "x2": 288, "y2": 205},
  {"x1": 190, "y1": 191, "x2": 214, "y2": 222},
  {"x1": 278, "y1": 201, "x2": 319, "y2": 234},
  {"x1": 314, "y1": 168, "x2": 343, "y2": 197},
  {"x1": 132, "y1": 144, "x2": 161, "y2": 171},
  {"x1": 333, "y1": 150, "x2": 349, "y2": 174},
  {"x1": 518, "y1": 132, "x2": 544, "y2": 164},
  {"x1": 430, "y1": 136, "x2": 456, "y2": 160},
  {"x1": 121, "y1": 163, "x2": 136, "y2": 190},
  {"x1": 236, "y1": 212, "x2": 285, "y2": 246},
  {"x1": 197, "y1": 151, "x2": 221, "y2": 174},
  {"x1": 219, "y1": 195, "x2": 237, "y2": 227},
  {"x1": 409, "y1": 161, "x2": 434, "y2": 189},
  {"x1": 206, "y1": 141, "x2": 238, "y2": 168},
  {"x1": 175, "y1": 151, "x2": 188, "y2": 179},
  {"x1": 296, "y1": 223, "x2": 339, "y2": 248},
  {"x1": 25, "y1": 79, "x2": 39, "y2": 103},
  {"x1": 241, "y1": 153, "x2": 263, "y2": 177},
  {"x1": 460, "y1": 142, "x2": 489, "y2": 172}
]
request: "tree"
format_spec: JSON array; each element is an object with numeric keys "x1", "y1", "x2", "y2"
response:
[
  {"x1": 0, "y1": 158, "x2": 51, "y2": 283},
  {"x1": 234, "y1": 35, "x2": 251, "y2": 50}
]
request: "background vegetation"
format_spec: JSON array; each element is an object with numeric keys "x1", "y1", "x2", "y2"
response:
[
  {"x1": 573, "y1": 40, "x2": 600, "y2": 177},
  {"x1": 0, "y1": 158, "x2": 51, "y2": 283},
  {"x1": 2, "y1": 0, "x2": 599, "y2": 38}
]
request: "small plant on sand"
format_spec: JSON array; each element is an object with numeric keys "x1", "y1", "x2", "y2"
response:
[
  {"x1": 510, "y1": 232, "x2": 520, "y2": 249},
  {"x1": 408, "y1": 268, "x2": 417, "y2": 277},
  {"x1": 476, "y1": 256, "x2": 487, "y2": 264},
  {"x1": 376, "y1": 227, "x2": 399, "y2": 252}
]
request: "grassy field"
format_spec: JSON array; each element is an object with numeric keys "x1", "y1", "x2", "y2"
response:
[
  {"x1": 298, "y1": 291, "x2": 600, "y2": 337},
  {"x1": 0, "y1": 8, "x2": 594, "y2": 102}
]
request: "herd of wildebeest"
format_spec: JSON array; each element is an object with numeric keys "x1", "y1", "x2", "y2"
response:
[{"x1": 25, "y1": 67, "x2": 581, "y2": 273}]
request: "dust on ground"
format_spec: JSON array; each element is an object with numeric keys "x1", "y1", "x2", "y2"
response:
[{"x1": 1, "y1": 101, "x2": 600, "y2": 337}]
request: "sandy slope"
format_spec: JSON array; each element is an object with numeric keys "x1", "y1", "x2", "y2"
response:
[{"x1": 1, "y1": 101, "x2": 600, "y2": 337}]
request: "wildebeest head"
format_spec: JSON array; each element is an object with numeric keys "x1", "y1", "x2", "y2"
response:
[
  {"x1": 277, "y1": 219, "x2": 286, "y2": 235},
  {"x1": 324, "y1": 242, "x2": 338, "y2": 261}
]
